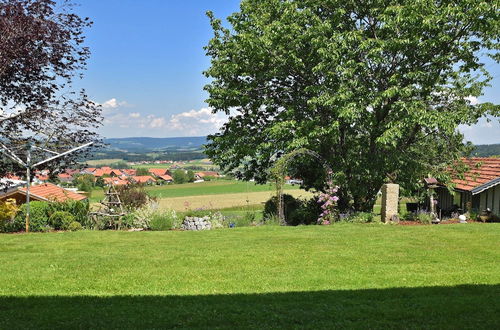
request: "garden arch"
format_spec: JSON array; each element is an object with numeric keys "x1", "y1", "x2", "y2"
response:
[{"x1": 270, "y1": 148, "x2": 333, "y2": 225}]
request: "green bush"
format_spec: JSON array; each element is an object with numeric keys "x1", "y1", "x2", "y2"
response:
[
  {"x1": 67, "y1": 221, "x2": 83, "y2": 231},
  {"x1": 49, "y1": 211, "x2": 75, "y2": 230},
  {"x1": 416, "y1": 211, "x2": 433, "y2": 224},
  {"x1": 173, "y1": 170, "x2": 188, "y2": 184},
  {"x1": 120, "y1": 213, "x2": 136, "y2": 228},
  {"x1": 343, "y1": 212, "x2": 377, "y2": 223},
  {"x1": 47, "y1": 200, "x2": 90, "y2": 227},
  {"x1": 12, "y1": 202, "x2": 51, "y2": 232},
  {"x1": 150, "y1": 209, "x2": 179, "y2": 231},
  {"x1": 290, "y1": 197, "x2": 322, "y2": 225},
  {"x1": 206, "y1": 211, "x2": 226, "y2": 229},
  {"x1": 3, "y1": 200, "x2": 89, "y2": 233},
  {"x1": 264, "y1": 195, "x2": 321, "y2": 226},
  {"x1": 263, "y1": 194, "x2": 301, "y2": 223}
]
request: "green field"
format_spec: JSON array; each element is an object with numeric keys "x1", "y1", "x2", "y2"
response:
[
  {"x1": 132, "y1": 159, "x2": 215, "y2": 170},
  {"x1": 90, "y1": 180, "x2": 303, "y2": 203},
  {"x1": 85, "y1": 159, "x2": 124, "y2": 166},
  {"x1": 0, "y1": 224, "x2": 498, "y2": 328}
]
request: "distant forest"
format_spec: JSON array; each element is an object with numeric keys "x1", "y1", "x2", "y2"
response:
[
  {"x1": 87, "y1": 150, "x2": 206, "y2": 162},
  {"x1": 86, "y1": 136, "x2": 208, "y2": 161},
  {"x1": 472, "y1": 144, "x2": 500, "y2": 157},
  {"x1": 87, "y1": 137, "x2": 500, "y2": 162}
]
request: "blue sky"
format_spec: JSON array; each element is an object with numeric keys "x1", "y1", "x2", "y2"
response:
[{"x1": 74, "y1": 0, "x2": 499, "y2": 144}]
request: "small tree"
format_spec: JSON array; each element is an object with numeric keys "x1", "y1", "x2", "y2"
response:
[
  {"x1": 173, "y1": 170, "x2": 188, "y2": 184},
  {"x1": 136, "y1": 168, "x2": 150, "y2": 176},
  {"x1": 0, "y1": 198, "x2": 18, "y2": 231},
  {"x1": 0, "y1": 0, "x2": 101, "y2": 180},
  {"x1": 115, "y1": 184, "x2": 153, "y2": 211},
  {"x1": 186, "y1": 170, "x2": 195, "y2": 183}
]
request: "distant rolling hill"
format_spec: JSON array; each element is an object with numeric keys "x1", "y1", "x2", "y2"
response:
[
  {"x1": 472, "y1": 144, "x2": 500, "y2": 157},
  {"x1": 92, "y1": 138, "x2": 499, "y2": 162},
  {"x1": 104, "y1": 136, "x2": 208, "y2": 152},
  {"x1": 87, "y1": 136, "x2": 209, "y2": 162}
]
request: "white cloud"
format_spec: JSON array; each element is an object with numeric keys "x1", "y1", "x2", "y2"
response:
[
  {"x1": 100, "y1": 107, "x2": 228, "y2": 137},
  {"x1": 150, "y1": 117, "x2": 166, "y2": 128},
  {"x1": 168, "y1": 108, "x2": 226, "y2": 132},
  {"x1": 101, "y1": 98, "x2": 129, "y2": 109}
]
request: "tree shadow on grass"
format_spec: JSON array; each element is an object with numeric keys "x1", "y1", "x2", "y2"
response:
[{"x1": 0, "y1": 284, "x2": 498, "y2": 329}]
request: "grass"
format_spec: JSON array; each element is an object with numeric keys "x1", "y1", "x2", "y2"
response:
[
  {"x1": 0, "y1": 224, "x2": 499, "y2": 328},
  {"x1": 158, "y1": 190, "x2": 311, "y2": 211},
  {"x1": 85, "y1": 159, "x2": 124, "y2": 166},
  {"x1": 89, "y1": 180, "x2": 306, "y2": 204},
  {"x1": 131, "y1": 159, "x2": 215, "y2": 169}
]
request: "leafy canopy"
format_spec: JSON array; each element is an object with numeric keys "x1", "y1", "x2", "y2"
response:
[
  {"x1": 0, "y1": 0, "x2": 101, "y2": 178},
  {"x1": 204, "y1": 0, "x2": 500, "y2": 211}
]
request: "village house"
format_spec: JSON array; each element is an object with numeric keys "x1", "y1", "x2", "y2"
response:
[
  {"x1": 148, "y1": 168, "x2": 170, "y2": 177},
  {"x1": 103, "y1": 177, "x2": 129, "y2": 186},
  {"x1": 33, "y1": 174, "x2": 49, "y2": 184},
  {"x1": 131, "y1": 175, "x2": 156, "y2": 185},
  {"x1": 157, "y1": 174, "x2": 174, "y2": 183},
  {"x1": 194, "y1": 171, "x2": 220, "y2": 181},
  {"x1": 434, "y1": 158, "x2": 500, "y2": 215},
  {"x1": 121, "y1": 169, "x2": 137, "y2": 176},
  {"x1": 0, "y1": 182, "x2": 87, "y2": 205},
  {"x1": 57, "y1": 173, "x2": 73, "y2": 183}
]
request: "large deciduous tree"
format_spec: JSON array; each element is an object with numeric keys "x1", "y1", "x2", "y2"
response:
[
  {"x1": 0, "y1": 0, "x2": 101, "y2": 178},
  {"x1": 204, "y1": 0, "x2": 500, "y2": 212}
]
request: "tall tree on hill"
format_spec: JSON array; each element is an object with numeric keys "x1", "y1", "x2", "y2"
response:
[
  {"x1": 0, "y1": 0, "x2": 101, "y2": 178},
  {"x1": 204, "y1": 0, "x2": 500, "y2": 212}
]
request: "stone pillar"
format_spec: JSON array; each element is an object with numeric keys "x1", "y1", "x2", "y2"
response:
[{"x1": 381, "y1": 184, "x2": 399, "y2": 223}]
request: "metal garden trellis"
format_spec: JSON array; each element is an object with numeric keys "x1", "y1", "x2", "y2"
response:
[
  {"x1": 0, "y1": 141, "x2": 93, "y2": 232},
  {"x1": 270, "y1": 148, "x2": 333, "y2": 225}
]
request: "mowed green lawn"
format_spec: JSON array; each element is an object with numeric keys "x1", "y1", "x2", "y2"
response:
[
  {"x1": 0, "y1": 224, "x2": 499, "y2": 329},
  {"x1": 90, "y1": 180, "x2": 302, "y2": 203}
]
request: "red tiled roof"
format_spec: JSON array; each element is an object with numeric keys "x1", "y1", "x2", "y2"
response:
[
  {"x1": 92, "y1": 169, "x2": 105, "y2": 177},
  {"x1": 103, "y1": 177, "x2": 129, "y2": 186},
  {"x1": 158, "y1": 175, "x2": 173, "y2": 181},
  {"x1": 132, "y1": 176, "x2": 156, "y2": 183},
  {"x1": 122, "y1": 169, "x2": 137, "y2": 176},
  {"x1": 452, "y1": 158, "x2": 500, "y2": 191},
  {"x1": 58, "y1": 173, "x2": 72, "y2": 179},
  {"x1": 149, "y1": 168, "x2": 168, "y2": 176},
  {"x1": 19, "y1": 183, "x2": 87, "y2": 202},
  {"x1": 109, "y1": 169, "x2": 123, "y2": 176},
  {"x1": 35, "y1": 175, "x2": 49, "y2": 181},
  {"x1": 195, "y1": 171, "x2": 219, "y2": 177}
]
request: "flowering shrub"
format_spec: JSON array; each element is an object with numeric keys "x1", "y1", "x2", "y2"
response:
[{"x1": 318, "y1": 178, "x2": 339, "y2": 224}]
